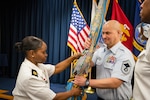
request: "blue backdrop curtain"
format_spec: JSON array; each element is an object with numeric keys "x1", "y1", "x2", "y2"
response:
[{"x1": 0, "y1": 0, "x2": 136, "y2": 84}]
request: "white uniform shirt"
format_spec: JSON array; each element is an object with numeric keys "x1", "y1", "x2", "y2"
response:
[
  {"x1": 12, "y1": 58, "x2": 56, "y2": 100},
  {"x1": 133, "y1": 37, "x2": 150, "y2": 100},
  {"x1": 92, "y1": 42, "x2": 135, "y2": 100}
]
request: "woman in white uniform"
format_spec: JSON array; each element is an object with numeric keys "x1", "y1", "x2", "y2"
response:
[{"x1": 12, "y1": 36, "x2": 82, "y2": 100}]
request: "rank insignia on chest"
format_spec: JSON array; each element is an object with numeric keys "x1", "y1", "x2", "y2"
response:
[{"x1": 32, "y1": 69, "x2": 38, "y2": 77}]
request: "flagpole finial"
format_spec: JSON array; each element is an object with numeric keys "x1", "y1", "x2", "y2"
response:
[
  {"x1": 74, "y1": 0, "x2": 77, "y2": 5},
  {"x1": 116, "y1": 0, "x2": 118, "y2": 3}
]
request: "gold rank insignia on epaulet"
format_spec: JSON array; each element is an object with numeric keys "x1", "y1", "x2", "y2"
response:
[{"x1": 32, "y1": 69, "x2": 38, "y2": 77}]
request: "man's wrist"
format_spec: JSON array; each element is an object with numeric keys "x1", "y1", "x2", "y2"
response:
[{"x1": 85, "y1": 79, "x2": 90, "y2": 86}]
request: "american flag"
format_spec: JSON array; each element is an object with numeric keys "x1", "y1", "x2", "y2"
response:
[{"x1": 67, "y1": 3, "x2": 90, "y2": 53}]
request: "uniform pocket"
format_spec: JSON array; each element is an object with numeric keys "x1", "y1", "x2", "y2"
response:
[{"x1": 103, "y1": 62, "x2": 113, "y2": 70}]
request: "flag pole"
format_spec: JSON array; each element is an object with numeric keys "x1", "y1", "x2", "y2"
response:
[
  {"x1": 84, "y1": 67, "x2": 95, "y2": 94},
  {"x1": 74, "y1": 0, "x2": 88, "y2": 24},
  {"x1": 70, "y1": 51, "x2": 74, "y2": 78},
  {"x1": 69, "y1": 0, "x2": 76, "y2": 78},
  {"x1": 70, "y1": 51, "x2": 76, "y2": 78},
  {"x1": 85, "y1": 0, "x2": 110, "y2": 94}
]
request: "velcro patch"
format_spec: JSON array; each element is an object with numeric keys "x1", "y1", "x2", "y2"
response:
[
  {"x1": 32, "y1": 69, "x2": 38, "y2": 77},
  {"x1": 121, "y1": 60, "x2": 131, "y2": 74}
]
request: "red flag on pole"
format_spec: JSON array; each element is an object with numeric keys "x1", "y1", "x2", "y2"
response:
[{"x1": 111, "y1": 0, "x2": 134, "y2": 51}]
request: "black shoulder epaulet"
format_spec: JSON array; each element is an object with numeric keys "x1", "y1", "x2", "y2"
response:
[{"x1": 32, "y1": 69, "x2": 38, "y2": 77}]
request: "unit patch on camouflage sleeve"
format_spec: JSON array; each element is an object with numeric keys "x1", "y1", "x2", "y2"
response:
[{"x1": 121, "y1": 60, "x2": 131, "y2": 74}]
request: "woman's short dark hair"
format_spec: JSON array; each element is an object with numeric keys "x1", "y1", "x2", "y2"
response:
[{"x1": 14, "y1": 36, "x2": 43, "y2": 53}]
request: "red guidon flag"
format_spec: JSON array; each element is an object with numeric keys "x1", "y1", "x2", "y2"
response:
[{"x1": 111, "y1": 0, "x2": 134, "y2": 51}]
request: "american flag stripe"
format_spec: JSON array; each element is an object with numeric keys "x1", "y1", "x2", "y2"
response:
[
  {"x1": 68, "y1": 25, "x2": 89, "y2": 52},
  {"x1": 78, "y1": 26, "x2": 89, "y2": 51},
  {"x1": 68, "y1": 26, "x2": 78, "y2": 52},
  {"x1": 79, "y1": 26, "x2": 90, "y2": 43},
  {"x1": 67, "y1": 4, "x2": 90, "y2": 53}
]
